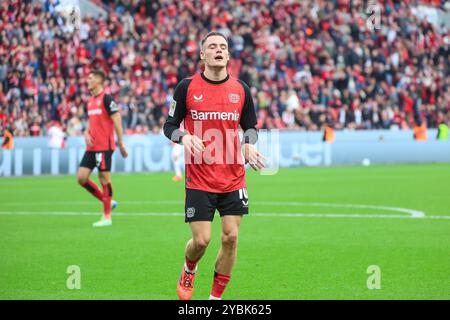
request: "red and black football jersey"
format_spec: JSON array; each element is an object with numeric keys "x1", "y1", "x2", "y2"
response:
[
  {"x1": 85, "y1": 90, "x2": 118, "y2": 151},
  {"x1": 164, "y1": 73, "x2": 257, "y2": 193}
]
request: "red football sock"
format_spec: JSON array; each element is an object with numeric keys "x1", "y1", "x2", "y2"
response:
[
  {"x1": 82, "y1": 180, "x2": 103, "y2": 202},
  {"x1": 210, "y1": 272, "x2": 231, "y2": 299},
  {"x1": 185, "y1": 256, "x2": 199, "y2": 273},
  {"x1": 102, "y1": 183, "x2": 113, "y2": 220}
]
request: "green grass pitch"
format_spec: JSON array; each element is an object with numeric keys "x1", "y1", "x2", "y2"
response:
[{"x1": 0, "y1": 164, "x2": 449, "y2": 299}]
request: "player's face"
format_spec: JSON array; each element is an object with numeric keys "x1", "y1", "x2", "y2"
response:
[
  {"x1": 87, "y1": 73, "x2": 102, "y2": 92},
  {"x1": 200, "y1": 36, "x2": 230, "y2": 69}
]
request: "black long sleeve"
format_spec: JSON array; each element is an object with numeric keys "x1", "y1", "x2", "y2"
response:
[
  {"x1": 238, "y1": 79, "x2": 258, "y2": 144},
  {"x1": 103, "y1": 94, "x2": 119, "y2": 116},
  {"x1": 163, "y1": 79, "x2": 191, "y2": 143}
]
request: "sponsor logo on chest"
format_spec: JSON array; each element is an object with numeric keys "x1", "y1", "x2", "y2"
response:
[
  {"x1": 189, "y1": 92, "x2": 241, "y2": 121},
  {"x1": 191, "y1": 110, "x2": 239, "y2": 121},
  {"x1": 88, "y1": 100, "x2": 103, "y2": 116}
]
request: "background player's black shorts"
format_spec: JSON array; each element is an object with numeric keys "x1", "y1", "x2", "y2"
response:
[
  {"x1": 79, "y1": 150, "x2": 114, "y2": 172},
  {"x1": 185, "y1": 188, "x2": 249, "y2": 222}
]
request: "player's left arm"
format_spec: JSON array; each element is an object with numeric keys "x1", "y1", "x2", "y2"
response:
[
  {"x1": 104, "y1": 94, "x2": 128, "y2": 158},
  {"x1": 238, "y1": 80, "x2": 266, "y2": 171}
]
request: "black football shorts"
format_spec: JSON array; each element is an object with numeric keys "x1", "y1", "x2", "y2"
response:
[
  {"x1": 79, "y1": 150, "x2": 114, "y2": 172},
  {"x1": 184, "y1": 188, "x2": 249, "y2": 223}
]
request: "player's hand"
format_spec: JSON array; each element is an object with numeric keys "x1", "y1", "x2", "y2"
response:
[
  {"x1": 182, "y1": 134, "x2": 205, "y2": 155},
  {"x1": 118, "y1": 141, "x2": 128, "y2": 158},
  {"x1": 243, "y1": 143, "x2": 266, "y2": 171},
  {"x1": 84, "y1": 131, "x2": 93, "y2": 147}
]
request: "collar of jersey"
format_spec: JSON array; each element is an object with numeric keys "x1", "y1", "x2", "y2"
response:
[
  {"x1": 93, "y1": 89, "x2": 104, "y2": 98},
  {"x1": 201, "y1": 72, "x2": 229, "y2": 85}
]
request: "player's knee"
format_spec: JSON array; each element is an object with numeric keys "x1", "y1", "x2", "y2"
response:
[
  {"x1": 221, "y1": 230, "x2": 238, "y2": 248},
  {"x1": 77, "y1": 175, "x2": 88, "y2": 186},
  {"x1": 193, "y1": 236, "x2": 210, "y2": 251},
  {"x1": 98, "y1": 175, "x2": 110, "y2": 185}
]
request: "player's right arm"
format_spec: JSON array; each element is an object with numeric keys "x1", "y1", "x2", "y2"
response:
[{"x1": 163, "y1": 79, "x2": 205, "y2": 153}]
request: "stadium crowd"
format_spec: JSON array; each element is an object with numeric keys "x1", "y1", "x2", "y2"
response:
[{"x1": 0, "y1": 0, "x2": 449, "y2": 137}]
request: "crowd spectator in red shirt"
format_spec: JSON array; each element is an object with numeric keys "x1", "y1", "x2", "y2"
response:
[{"x1": 0, "y1": 0, "x2": 448, "y2": 137}]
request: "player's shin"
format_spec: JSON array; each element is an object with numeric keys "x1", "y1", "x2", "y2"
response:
[
  {"x1": 210, "y1": 238, "x2": 238, "y2": 299},
  {"x1": 102, "y1": 183, "x2": 113, "y2": 220},
  {"x1": 81, "y1": 180, "x2": 103, "y2": 202},
  {"x1": 185, "y1": 256, "x2": 199, "y2": 273},
  {"x1": 210, "y1": 271, "x2": 231, "y2": 300},
  {"x1": 215, "y1": 229, "x2": 238, "y2": 273},
  {"x1": 184, "y1": 238, "x2": 207, "y2": 272}
]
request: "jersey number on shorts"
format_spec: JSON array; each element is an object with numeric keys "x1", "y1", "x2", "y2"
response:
[
  {"x1": 95, "y1": 152, "x2": 103, "y2": 168},
  {"x1": 238, "y1": 188, "x2": 248, "y2": 206}
]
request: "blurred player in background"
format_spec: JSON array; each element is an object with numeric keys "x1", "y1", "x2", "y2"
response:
[
  {"x1": 437, "y1": 120, "x2": 448, "y2": 141},
  {"x1": 1, "y1": 126, "x2": 14, "y2": 150},
  {"x1": 47, "y1": 121, "x2": 66, "y2": 149},
  {"x1": 77, "y1": 69, "x2": 128, "y2": 227},
  {"x1": 413, "y1": 120, "x2": 427, "y2": 141},
  {"x1": 164, "y1": 32, "x2": 265, "y2": 300},
  {"x1": 171, "y1": 142, "x2": 184, "y2": 182}
]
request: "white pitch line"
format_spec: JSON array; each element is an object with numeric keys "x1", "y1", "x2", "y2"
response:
[
  {"x1": 248, "y1": 201, "x2": 426, "y2": 218},
  {"x1": 1, "y1": 201, "x2": 426, "y2": 218},
  {"x1": 0, "y1": 200, "x2": 184, "y2": 206},
  {"x1": 0, "y1": 211, "x2": 449, "y2": 219}
]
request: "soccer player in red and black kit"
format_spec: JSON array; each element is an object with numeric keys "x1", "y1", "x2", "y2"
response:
[
  {"x1": 164, "y1": 32, "x2": 265, "y2": 300},
  {"x1": 77, "y1": 69, "x2": 128, "y2": 227}
]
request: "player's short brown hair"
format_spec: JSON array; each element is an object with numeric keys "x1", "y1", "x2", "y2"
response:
[
  {"x1": 200, "y1": 31, "x2": 228, "y2": 48},
  {"x1": 90, "y1": 69, "x2": 106, "y2": 83}
]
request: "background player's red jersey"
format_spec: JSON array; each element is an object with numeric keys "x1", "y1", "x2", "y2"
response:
[
  {"x1": 164, "y1": 73, "x2": 257, "y2": 193},
  {"x1": 86, "y1": 91, "x2": 119, "y2": 151}
]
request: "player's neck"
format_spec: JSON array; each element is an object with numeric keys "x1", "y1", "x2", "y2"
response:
[
  {"x1": 91, "y1": 87, "x2": 104, "y2": 97},
  {"x1": 203, "y1": 68, "x2": 228, "y2": 83}
]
